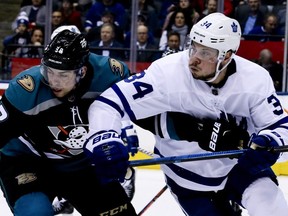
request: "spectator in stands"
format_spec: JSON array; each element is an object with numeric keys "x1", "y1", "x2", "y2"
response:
[
  {"x1": 22, "y1": 26, "x2": 44, "y2": 58},
  {"x1": 254, "y1": 48, "x2": 283, "y2": 92},
  {"x1": 162, "y1": 0, "x2": 199, "y2": 33},
  {"x1": 76, "y1": 0, "x2": 93, "y2": 17},
  {"x1": 85, "y1": 11, "x2": 125, "y2": 45},
  {"x1": 201, "y1": 0, "x2": 218, "y2": 17},
  {"x1": 272, "y1": 1, "x2": 286, "y2": 36},
  {"x1": 84, "y1": 0, "x2": 126, "y2": 32},
  {"x1": 59, "y1": 0, "x2": 84, "y2": 32},
  {"x1": 248, "y1": 12, "x2": 284, "y2": 41},
  {"x1": 12, "y1": 0, "x2": 46, "y2": 31},
  {"x1": 222, "y1": 0, "x2": 234, "y2": 17},
  {"x1": 124, "y1": 14, "x2": 155, "y2": 48},
  {"x1": 2, "y1": 16, "x2": 31, "y2": 77},
  {"x1": 234, "y1": 0, "x2": 268, "y2": 35},
  {"x1": 89, "y1": 23, "x2": 125, "y2": 60},
  {"x1": 158, "y1": 0, "x2": 175, "y2": 30},
  {"x1": 3, "y1": 16, "x2": 31, "y2": 57},
  {"x1": 200, "y1": 0, "x2": 234, "y2": 19},
  {"x1": 159, "y1": 9, "x2": 190, "y2": 51},
  {"x1": 135, "y1": 25, "x2": 160, "y2": 62},
  {"x1": 51, "y1": 10, "x2": 64, "y2": 32},
  {"x1": 30, "y1": 26, "x2": 44, "y2": 46},
  {"x1": 125, "y1": 0, "x2": 159, "y2": 39},
  {"x1": 12, "y1": 12, "x2": 29, "y2": 33},
  {"x1": 161, "y1": 30, "x2": 182, "y2": 57},
  {"x1": 20, "y1": 0, "x2": 60, "y2": 10}
]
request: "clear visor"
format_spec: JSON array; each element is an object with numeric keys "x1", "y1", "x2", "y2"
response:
[
  {"x1": 40, "y1": 61, "x2": 80, "y2": 89},
  {"x1": 188, "y1": 43, "x2": 219, "y2": 63}
]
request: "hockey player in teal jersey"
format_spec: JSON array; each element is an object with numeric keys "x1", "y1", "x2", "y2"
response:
[
  {"x1": 85, "y1": 13, "x2": 288, "y2": 216},
  {"x1": 0, "y1": 29, "x2": 137, "y2": 215}
]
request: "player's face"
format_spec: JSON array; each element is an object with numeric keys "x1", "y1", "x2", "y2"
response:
[
  {"x1": 188, "y1": 42, "x2": 218, "y2": 81},
  {"x1": 45, "y1": 67, "x2": 78, "y2": 98}
]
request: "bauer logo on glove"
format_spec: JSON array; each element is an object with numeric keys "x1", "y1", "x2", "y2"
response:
[
  {"x1": 85, "y1": 130, "x2": 121, "y2": 153},
  {"x1": 83, "y1": 130, "x2": 129, "y2": 183},
  {"x1": 198, "y1": 115, "x2": 250, "y2": 152},
  {"x1": 209, "y1": 122, "x2": 221, "y2": 151}
]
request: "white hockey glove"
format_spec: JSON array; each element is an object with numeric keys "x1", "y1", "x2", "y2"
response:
[{"x1": 84, "y1": 130, "x2": 129, "y2": 184}]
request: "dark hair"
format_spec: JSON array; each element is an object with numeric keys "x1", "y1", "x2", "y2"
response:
[
  {"x1": 31, "y1": 26, "x2": 44, "y2": 37},
  {"x1": 167, "y1": 30, "x2": 181, "y2": 40},
  {"x1": 101, "y1": 11, "x2": 115, "y2": 19},
  {"x1": 137, "y1": 14, "x2": 147, "y2": 24},
  {"x1": 166, "y1": 8, "x2": 191, "y2": 31}
]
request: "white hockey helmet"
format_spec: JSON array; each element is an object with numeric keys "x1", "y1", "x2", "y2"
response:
[{"x1": 189, "y1": 12, "x2": 241, "y2": 61}]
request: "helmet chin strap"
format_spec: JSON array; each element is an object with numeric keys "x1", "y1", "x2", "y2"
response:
[{"x1": 205, "y1": 55, "x2": 233, "y2": 83}]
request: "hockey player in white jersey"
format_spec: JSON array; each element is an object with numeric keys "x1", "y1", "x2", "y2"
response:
[{"x1": 84, "y1": 12, "x2": 288, "y2": 215}]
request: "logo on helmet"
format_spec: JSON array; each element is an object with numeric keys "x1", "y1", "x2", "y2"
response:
[
  {"x1": 55, "y1": 46, "x2": 64, "y2": 54},
  {"x1": 200, "y1": 21, "x2": 212, "y2": 29},
  {"x1": 48, "y1": 58, "x2": 62, "y2": 65},
  {"x1": 231, "y1": 22, "x2": 238, "y2": 33},
  {"x1": 80, "y1": 38, "x2": 87, "y2": 48}
]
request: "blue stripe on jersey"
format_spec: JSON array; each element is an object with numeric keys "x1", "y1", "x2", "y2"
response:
[
  {"x1": 165, "y1": 174, "x2": 218, "y2": 198},
  {"x1": 167, "y1": 162, "x2": 228, "y2": 186},
  {"x1": 96, "y1": 95, "x2": 124, "y2": 117},
  {"x1": 154, "y1": 147, "x2": 228, "y2": 186},
  {"x1": 266, "y1": 116, "x2": 288, "y2": 130},
  {"x1": 111, "y1": 84, "x2": 137, "y2": 121}
]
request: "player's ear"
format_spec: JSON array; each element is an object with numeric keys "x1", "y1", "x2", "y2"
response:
[
  {"x1": 222, "y1": 51, "x2": 233, "y2": 64},
  {"x1": 224, "y1": 50, "x2": 233, "y2": 60},
  {"x1": 80, "y1": 66, "x2": 87, "y2": 78}
]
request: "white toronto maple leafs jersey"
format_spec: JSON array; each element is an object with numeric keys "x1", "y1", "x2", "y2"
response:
[{"x1": 88, "y1": 50, "x2": 288, "y2": 191}]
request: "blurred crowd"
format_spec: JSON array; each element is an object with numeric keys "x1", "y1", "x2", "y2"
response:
[{"x1": 1, "y1": 0, "x2": 287, "y2": 89}]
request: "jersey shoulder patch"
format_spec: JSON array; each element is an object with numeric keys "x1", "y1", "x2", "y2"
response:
[
  {"x1": 109, "y1": 58, "x2": 124, "y2": 77},
  {"x1": 16, "y1": 74, "x2": 35, "y2": 92}
]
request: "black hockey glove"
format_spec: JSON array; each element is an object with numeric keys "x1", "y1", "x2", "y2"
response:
[
  {"x1": 198, "y1": 117, "x2": 250, "y2": 152},
  {"x1": 84, "y1": 130, "x2": 129, "y2": 184},
  {"x1": 237, "y1": 134, "x2": 280, "y2": 175},
  {"x1": 121, "y1": 123, "x2": 139, "y2": 157}
]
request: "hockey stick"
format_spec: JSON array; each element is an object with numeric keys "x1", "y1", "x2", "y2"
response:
[
  {"x1": 130, "y1": 145, "x2": 288, "y2": 167},
  {"x1": 137, "y1": 147, "x2": 154, "y2": 157},
  {"x1": 138, "y1": 185, "x2": 168, "y2": 216},
  {"x1": 136, "y1": 147, "x2": 169, "y2": 215}
]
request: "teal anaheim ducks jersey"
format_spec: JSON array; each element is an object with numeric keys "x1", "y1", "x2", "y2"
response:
[{"x1": 0, "y1": 53, "x2": 130, "y2": 159}]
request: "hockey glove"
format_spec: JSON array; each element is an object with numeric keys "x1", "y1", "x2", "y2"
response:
[
  {"x1": 84, "y1": 130, "x2": 129, "y2": 184},
  {"x1": 121, "y1": 124, "x2": 139, "y2": 156},
  {"x1": 237, "y1": 134, "x2": 280, "y2": 175},
  {"x1": 198, "y1": 117, "x2": 250, "y2": 152}
]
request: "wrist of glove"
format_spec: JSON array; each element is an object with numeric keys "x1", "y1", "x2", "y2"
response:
[
  {"x1": 237, "y1": 135, "x2": 280, "y2": 175},
  {"x1": 121, "y1": 124, "x2": 139, "y2": 156},
  {"x1": 198, "y1": 117, "x2": 250, "y2": 152},
  {"x1": 84, "y1": 130, "x2": 129, "y2": 184}
]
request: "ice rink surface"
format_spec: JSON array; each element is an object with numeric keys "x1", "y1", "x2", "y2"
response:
[{"x1": 1, "y1": 168, "x2": 288, "y2": 216}]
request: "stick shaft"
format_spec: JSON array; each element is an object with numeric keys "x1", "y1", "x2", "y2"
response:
[
  {"x1": 130, "y1": 145, "x2": 288, "y2": 167},
  {"x1": 138, "y1": 185, "x2": 168, "y2": 215}
]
